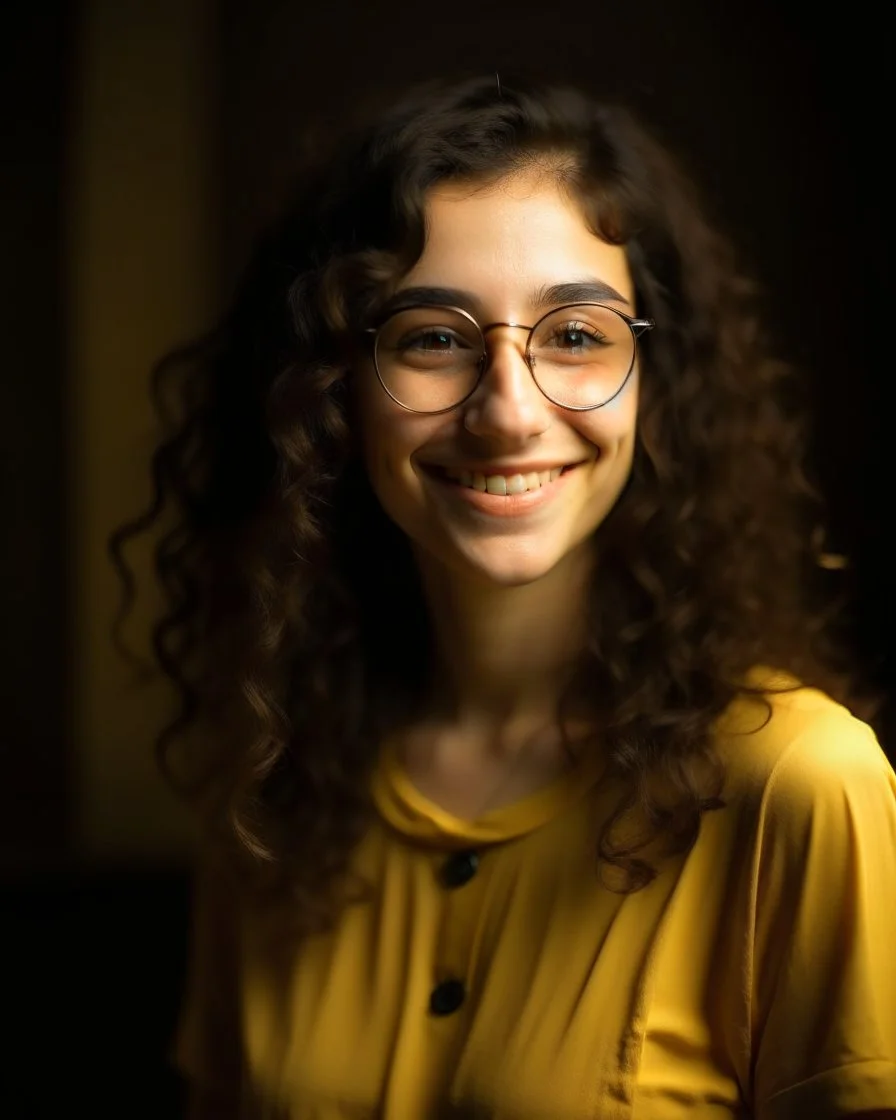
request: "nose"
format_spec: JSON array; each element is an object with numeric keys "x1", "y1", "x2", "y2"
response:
[{"x1": 461, "y1": 326, "x2": 550, "y2": 442}]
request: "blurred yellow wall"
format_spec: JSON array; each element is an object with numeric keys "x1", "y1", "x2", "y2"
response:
[{"x1": 68, "y1": 0, "x2": 217, "y2": 862}]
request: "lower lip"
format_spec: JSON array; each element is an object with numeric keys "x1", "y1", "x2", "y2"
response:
[{"x1": 424, "y1": 466, "x2": 577, "y2": 517}]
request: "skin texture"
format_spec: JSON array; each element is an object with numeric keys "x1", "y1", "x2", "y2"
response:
[{"x1": 355, "y1": 170, "x2": 639, "y2": 596}]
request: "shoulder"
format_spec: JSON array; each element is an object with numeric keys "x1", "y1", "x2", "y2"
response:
[
  {"x1": 712, "y1": 667, "x2": 893, "y2": 816},
  {"x1": 723, "y1": 676, "x2": 896, "y2": 1116}
]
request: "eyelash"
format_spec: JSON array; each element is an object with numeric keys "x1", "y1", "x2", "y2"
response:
[{"x1": 545, "y1": 323, "x2": 607, "y2": 347}]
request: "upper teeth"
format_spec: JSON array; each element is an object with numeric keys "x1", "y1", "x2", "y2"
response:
[{"x1": 445, "y1": 468, "x2": 563, "y2": 494}]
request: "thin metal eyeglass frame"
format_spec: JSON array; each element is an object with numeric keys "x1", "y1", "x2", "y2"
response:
[{"x1": 363, "y1": 302, "x2": 655, "y2": 415}]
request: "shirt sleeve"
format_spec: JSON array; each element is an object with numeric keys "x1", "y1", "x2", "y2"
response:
[
  {"x1": 750, "y1": 712, "x2": 896, "y2": 1119},
  {"x1": 172, "y1": 848, "x2": 246, "y2": 1096}
]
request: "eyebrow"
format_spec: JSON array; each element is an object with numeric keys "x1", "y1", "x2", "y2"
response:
[{"x1": 376, "y1": 278, "x2": 631, "y2": 320}]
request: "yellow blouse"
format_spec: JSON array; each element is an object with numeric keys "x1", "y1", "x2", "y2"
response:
[{"x1": 176, "y1": 682, "x2": 896, "y2": 1117}]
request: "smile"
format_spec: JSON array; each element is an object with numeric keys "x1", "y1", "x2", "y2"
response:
[
  {"x1": 422, "y1": 462, "x2": 582, "y2": 518},
  {"x1": 442, "y1": 467, "x2": 565, "y2": 495}
]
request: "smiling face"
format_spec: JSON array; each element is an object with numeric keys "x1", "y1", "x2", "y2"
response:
[{"x1": 353, "y1": 169, "x2": 640, "y2": 589}]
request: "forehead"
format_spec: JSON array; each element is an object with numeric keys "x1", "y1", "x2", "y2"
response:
[{"x1": 406, "y1": 170, "x2": 634, "y2": 312}]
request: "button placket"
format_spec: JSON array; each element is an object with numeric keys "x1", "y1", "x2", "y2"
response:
[{"x1": 428, "y1": 847, "x2": 483, "y2": 1018}]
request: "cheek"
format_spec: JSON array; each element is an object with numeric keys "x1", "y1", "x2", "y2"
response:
[
  {"x1": 578, "y1": 379, "x2": 639, "y2": 448},
  {"x1": 356, "y1": 407, "x2": 429, "y2": 505},
  {"x1": 354, "y1": 381, "x2": 404, "y2": 478},
  {"x1": 361, "y1": 425, "x2": 402, "y2": 502},
  {"x1": 351, "y1": 372, "x2": 434, "y2": 529}
]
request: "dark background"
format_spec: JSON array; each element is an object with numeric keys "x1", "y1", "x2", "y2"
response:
[{"x1": 2, "y1": 1, "x2": 891, "y2": 1115}]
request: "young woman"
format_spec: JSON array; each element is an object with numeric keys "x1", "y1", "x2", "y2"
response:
[{"x1": 112, "y1": 73, "x2": 896, "y2": 1118}]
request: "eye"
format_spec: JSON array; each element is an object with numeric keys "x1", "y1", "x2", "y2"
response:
[
  {"x1": 401, "y1": 329, "x2": 465, "y2": 353},
  {"x1": 546, "y1": 322, "x2": 608, "y2": 350}
]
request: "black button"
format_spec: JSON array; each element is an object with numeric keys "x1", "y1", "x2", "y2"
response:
[
  {"x1": 440, "y1": 849, "x2": 479, "y2": 888},
  {"x1": 429, "y1": 978, "x2": 466, "y2": 1016}
]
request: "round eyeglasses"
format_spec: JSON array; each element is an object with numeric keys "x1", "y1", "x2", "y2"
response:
[{"x1": 363, "y1": 302, "x2": 655, "y2": 414}]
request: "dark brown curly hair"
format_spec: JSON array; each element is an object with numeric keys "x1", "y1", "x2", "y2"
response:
[{"x1": 110, "y1": 72, "x2": 873, "y2": 931}]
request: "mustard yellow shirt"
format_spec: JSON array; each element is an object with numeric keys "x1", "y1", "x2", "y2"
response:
[{"x1": 176, "y1": 682, "x2": 896, "y2": 1117}]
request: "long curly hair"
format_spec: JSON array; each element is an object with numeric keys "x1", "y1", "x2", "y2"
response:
[{"x1": 110, "y1": 72, "x2": 873, "y2": 930}]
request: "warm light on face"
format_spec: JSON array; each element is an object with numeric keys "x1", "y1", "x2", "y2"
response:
[{"x1": 353, "y1": 171, "x2": 641, "y2": 589}]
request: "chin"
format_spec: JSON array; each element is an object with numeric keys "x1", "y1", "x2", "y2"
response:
[
  {"x1": 469, "y1": 565, "x2": 553, "y2": 589},
  {"x1": 439, "y1": 542, "x2": 574, "y2": 589}
]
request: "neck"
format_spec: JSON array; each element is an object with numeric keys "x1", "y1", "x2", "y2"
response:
[{"x1": 415, "y1": 545, "x2": 595, "y2": 742}]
